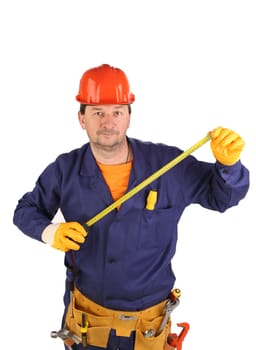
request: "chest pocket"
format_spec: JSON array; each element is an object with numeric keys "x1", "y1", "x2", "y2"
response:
[{"x1": 137, "y1": 206, "x2": 178, "y2": 249}]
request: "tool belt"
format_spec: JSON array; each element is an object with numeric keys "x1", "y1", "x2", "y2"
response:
[{"x1": 65, "y1": 287, "x2": 174, "y2": 350}]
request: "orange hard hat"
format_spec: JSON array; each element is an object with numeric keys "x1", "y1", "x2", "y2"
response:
[{"x1": 76, "y1": 64, "x2": 135, "y2": 105}]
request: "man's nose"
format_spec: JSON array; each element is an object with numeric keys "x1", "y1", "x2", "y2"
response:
[{"x1": 101, "y1": 113, "x2": 115, "y2": 124}]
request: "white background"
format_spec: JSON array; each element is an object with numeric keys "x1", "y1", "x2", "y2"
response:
[{"x1": 1, "y1": 1, "x2": 255, "y2": 349}]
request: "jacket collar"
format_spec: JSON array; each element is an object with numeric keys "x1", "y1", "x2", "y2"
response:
[{"x1": 79, "y1": 137, "x2": 153, "y2": 185}]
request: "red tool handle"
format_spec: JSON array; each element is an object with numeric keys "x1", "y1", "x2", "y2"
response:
[{"x1": 167, "y1": 322, "x2": 190, "y2": 350}]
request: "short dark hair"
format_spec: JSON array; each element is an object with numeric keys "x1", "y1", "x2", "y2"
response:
[{"x1": 79, "y1": 104, "x2": 132, "y2": 115}]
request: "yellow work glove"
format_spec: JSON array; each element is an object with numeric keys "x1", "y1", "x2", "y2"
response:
[
  {"x1": 210, "y1": 127, "x2": 245, "y2": 166},
  {"x1": 42, "y1": 222, "x2": 87, "y2": 252}
]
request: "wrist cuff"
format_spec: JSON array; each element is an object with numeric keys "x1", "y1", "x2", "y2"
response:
[{"x1": 41, "y1": 223, "x2": 60, "y2": 246}]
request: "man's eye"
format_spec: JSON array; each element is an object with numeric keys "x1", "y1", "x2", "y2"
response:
[
  {"x1": 114, "y1": 111, "x2": 122, "y2": 116},
  {"x1": 95, "y1": 112, "x2": 103, "y2": 116}
]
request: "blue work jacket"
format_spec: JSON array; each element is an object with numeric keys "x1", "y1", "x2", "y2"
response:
[{"x1": 13, "y1": 137, "x2": 249, "y2": 311}]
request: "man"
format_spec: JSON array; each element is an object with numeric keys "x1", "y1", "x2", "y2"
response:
[{"x1": 13, "y1": 64, "x2": 249, "y2": 350}]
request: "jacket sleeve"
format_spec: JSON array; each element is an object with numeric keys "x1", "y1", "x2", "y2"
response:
[
  {"x1": 13, "y1": 161, "x2": 61, "y2": 241},
  {"x1": 181, "y1": 157, "x2": 249, "y2": 212}
]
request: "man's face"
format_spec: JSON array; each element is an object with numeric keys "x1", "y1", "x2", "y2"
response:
[{"x1": 78, "y1": 104, "x2": 131, "y2": 151}]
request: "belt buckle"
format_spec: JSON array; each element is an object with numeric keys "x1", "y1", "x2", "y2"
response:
[{"x1": 118, "y1": 314, "x2": 137, "y2": 321}]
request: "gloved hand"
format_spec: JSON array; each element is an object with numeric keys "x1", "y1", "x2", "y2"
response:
[
  {"x1": 42, "y1": 222, "x2": 87, "y2": 252},
  {"x1": 210, "y1": 127, "x2": 245, "y2": 165}
]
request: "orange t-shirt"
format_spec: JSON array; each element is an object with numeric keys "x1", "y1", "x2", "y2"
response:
[{"x1": 97, "y1": 160, "x2": 132, "y2": 202}]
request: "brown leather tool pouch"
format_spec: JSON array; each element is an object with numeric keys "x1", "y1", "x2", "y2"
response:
[
  {"x1": 135, "y1": 320, "x2": 172, "y2": 350},
  {"x1": 65, "y1": 302, "x2": 111, "y2": 348},
  {"x1": 65, "y1": 287, "x2": 172, "y2": 350}
]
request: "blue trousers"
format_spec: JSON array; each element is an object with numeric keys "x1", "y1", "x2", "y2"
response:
[{"x1": 65, "y1": 330, "x2": 135, "y2": 350}]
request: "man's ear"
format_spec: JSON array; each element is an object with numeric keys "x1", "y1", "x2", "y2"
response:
[{"x1": 78, "y1": 111, "x2": 86, "y2": 130}]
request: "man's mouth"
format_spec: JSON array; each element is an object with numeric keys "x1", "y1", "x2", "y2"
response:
[{"x1": 97, "y1": 130, "x2": 118, "y2": 136}]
